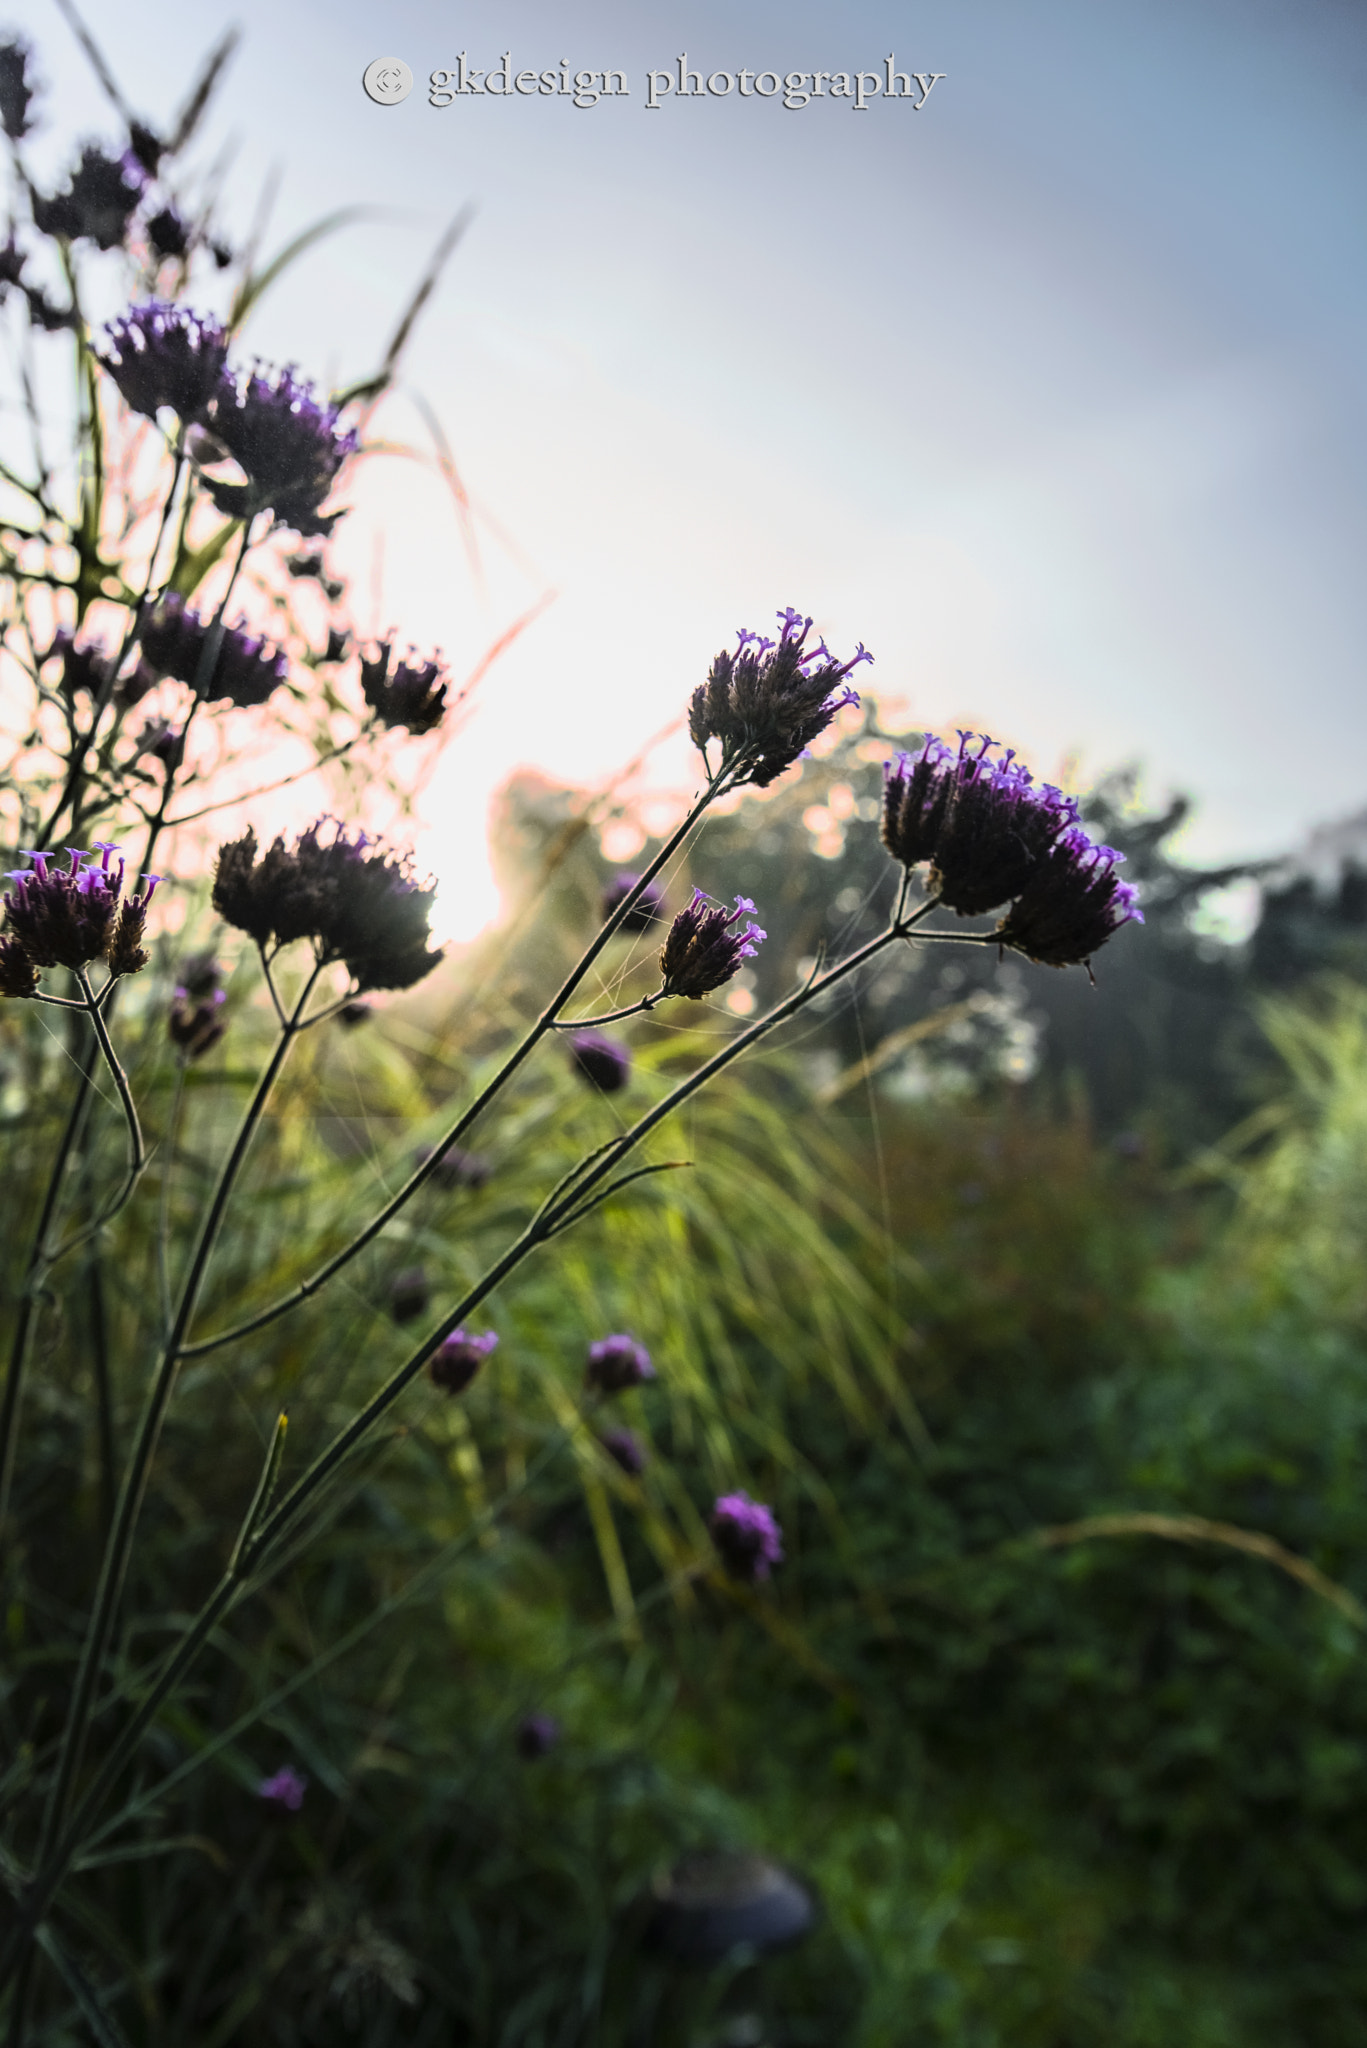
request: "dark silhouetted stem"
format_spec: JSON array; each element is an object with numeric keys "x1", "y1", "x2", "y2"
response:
[{"x1": 180, "y1": 776, "x2": 735, "y2": 1359}]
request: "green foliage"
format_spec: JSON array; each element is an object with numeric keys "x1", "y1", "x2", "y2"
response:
[{"x1": 11, "y1": 933, "x2": 1367, "y2": 2043}]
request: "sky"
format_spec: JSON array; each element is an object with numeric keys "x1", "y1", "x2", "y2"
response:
[{"x1": 25, "y1": 0, "x2": 1367, "y2": 936}]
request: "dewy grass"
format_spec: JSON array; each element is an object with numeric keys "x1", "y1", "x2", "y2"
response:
[{"x1": 0, "y1": 21, "x2": 1150, "y2": 2042}]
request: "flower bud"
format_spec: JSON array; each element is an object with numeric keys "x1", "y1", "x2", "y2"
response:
[
  {"x1": 427, "y1": 1328, "x2": 498, "y2": 1394},
  {"x1": 585, "y1": 1334, "x2": 655, "y2": 1394},
  {"x1": 568, "y1": 1030, "x2": 631, "y2": 1094},
  {"x1": 710, "y1": 1492, "x2": 784, "y2": 1582}
]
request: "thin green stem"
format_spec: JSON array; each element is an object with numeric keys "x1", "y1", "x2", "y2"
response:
[
  {"x1": 32, "y1": 965, "x2": 320, "y2": 1887},
  {"x1": 244, "y1": 900, "x2": 934, "y2": 1574},
  {"x1": 0, "y1": 1038, "x2": 97, "y2": 1527},
  {"x1": 35, "y1": 443, "x2": 188, "y2": 853},
  {"x1": 73, "y1": 970, "x2": 143, "y2": 1186},
  {"x1": 156, "y1": 1063, "x2": 188, "y2": 1340},
  {"x1": 78, "y1": 1411, "x2": 591, "y2": 1858},
  {"x1": 180, "y1": 777, "x2": 735, "y2": 1359},
  {"x1": 549, "y1": 989, "x2": 666, "y2": 1030},
  {"x1": 1, "y1": 889, "x2": 937, "y2": 1979}
]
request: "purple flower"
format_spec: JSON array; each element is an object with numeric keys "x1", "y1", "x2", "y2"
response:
[
  {"x1": 428, "y1": 1328, "x2": 498, "y2": 1395},
  {"x1": 33, "y1": 146, "x2": 143, "y2": 249},
  {"x1": 100, "y1": 304, "x2": 229, "y2": 422},
  {"x1": 880, "y1": 731, "x2": 1142, "y2": 970},
  {"x1": 600, "y1": 1426, "x2": 648, "y2": 1476},
  {"x1": 997, "y1": 828, "x2": 1144, "y2": 975},
  {"x1": 0, "y1": 40, "x2": 35, "y2": 142},
  {"x1": 880, "y1": 736, "x2": 958, "y2": 871},
  {"x1": 338, "y1": 1000, "x2": 372, "y2": 1028},
  {"x1": 138, "y1": 593, "x2": 287, "y2": 707},
  {"x1": 212, "y1": 819, "x2": 444, "y2": 992},
  {"x1": 208, "y1": 363, "x2": 357, "y2": 537},
  {"x1": 710, "y1": 1492, "x2": 785, "y2": 1582},
  {"x1": 928, "y1": 735, "x2": 1082, "y2": 917},
  {"x1": 2, "y1": 844, "x2": 158, "y2": 984},
  {"x1": 568, "y1": 1030, "x2": 631, "y2": 1094},
  {"x1": 257, "y1": 1765, "x2": 307, "y2": 1812},
  {"x1": 585, "y1": 1334, "x2": 655, "y2": 1394},
  {"x1": 659, "y1": 890, "x2": 765, "y2": 1001},
  {"x1": 516, "y1": 1714, "x2": 561, "y2": 1760},
  {"x1": 602, "y1": 873, "x2": 666, "y2": 933},
  {"x1": 688, "y1": 607, "x2": 871, "y2": 789},
  {"x1": 883, "y1": 732, "x2": 1081, "y2": 916},
  {"x1": 388, "y1": 1266, "x2": 430, "y2": 1325},
  {"x1": 360, "y1": 641, "x2": 452, "y2": 735}
]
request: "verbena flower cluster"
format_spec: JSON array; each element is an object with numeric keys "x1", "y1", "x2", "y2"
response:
[
  {"x1": 101, "y1": 305, "x2": 229, "y2": 421},
  {"x1": 428, "y1": 1329, "x2": 499, "y2": 1394},
  {"x1": 584, "y1": 1334, "x2": 655, "y2": 1393},
  {"x1": 360, "y1": 642, "x2": 452, "y2": 735},
  {"x1": 211, "y1": 820, "x2": 444, "y2": 992},
  {"x1": 710, "y1": 1492, "x2": 785, "y2": 1582},
  {"x1": 689, "y1": 607, "x2": 871, "y2": 787},
  {"x1": 659, "y1": 890, "x2": 766, "y2": 1001},
  {"x1": 98, "y1": 304, "x2": 356, "y2": 537},
  {"x1": 33, "y1": 145, "x2": 145, "y2": 252},
  {"x1": 882, "y1": 731, "x2": 1144, "y2": 969},
  {"x1": 1, "y1": 844, "x2": 158, "y2": 995},
  {"x1": 138, "y1": 593, "x2": 288, "y2": 707},
  {"x1": 209, "y1": 363, "x2": 358, "y2": 538}
]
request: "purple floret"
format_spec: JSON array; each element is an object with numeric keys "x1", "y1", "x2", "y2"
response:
[
  {"x1": 2, "y1": 844, "x2": 158, "y2": 981},
  {"x1": 997, "y1": 827, "x2": 1144, "y2": 975},
  {"x1": 710, "y1": 1491, "x2": 785, "y2": 1582},
  {"x1": 138, "y1": 593, "x2": 287, "y2": 707},
  {"x1": 209, "y1": 363, "x2": 358, "y2": 536},
  {"x1": 33, "y1": 145, "x2": 143, "y2": 250},
  {"x1": 658, "y1": 889, "x2": 766, "y2": 1001},
  {"x1": 212, "y1": 819, "x2": 444, "y2": 993},
  {"x1": 428, "y1": 1328, "x2": 499, "y2": 1395},
  {"x1": 925, "y1": 734, "x2": 1081, "y2": 917},
  {"x1": 257, "y1": 1765, "x2": 307, "y2": 1812},
  {"x1": 880, "y1": 736, "x2": 957, "y2": 870},
  {"x1": 688, "y1": 606, "x2": 871, "y2": 789},
  {"x1": 360, "y1": 641, "x2": 451, "y2": 734},
  {"x1": 100, "y1": 303, "x2": 230, "y2": 422},
  {"x1": 585, "y1": 1333, "x2": 655, "y2": 1394}
]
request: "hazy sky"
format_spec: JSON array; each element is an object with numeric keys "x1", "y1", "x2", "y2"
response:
[{"x1": 28, "y1": 0, "x2": 1367, "y2": 932}]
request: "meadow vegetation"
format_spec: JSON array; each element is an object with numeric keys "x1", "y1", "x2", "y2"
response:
[{"x1": 3, "y1": 18, "x2": 1367, "y2": 2047}]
